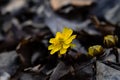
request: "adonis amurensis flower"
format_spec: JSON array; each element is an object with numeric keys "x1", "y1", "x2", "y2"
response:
[
  {"x1": 104, "y1": 35, "x2": 118, "y2": 48},
  {"x1": 48, "y1": 27, "x2": 76, "y2": 57},
  {"x1": 88, "y1": 45, "x2": 104, "y2": 57}
]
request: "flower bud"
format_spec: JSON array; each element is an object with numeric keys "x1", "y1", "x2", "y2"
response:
[
  {"x1": 88, "y1": 45, "x2": 104, "y2": 57},
  {"x1": 104, "y1": 35, "x2": 118, "y2": 48}
]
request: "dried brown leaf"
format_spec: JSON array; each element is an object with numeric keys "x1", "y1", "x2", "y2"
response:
[{"x1": 50, "y1": 0, "x2": 94, "y2": 10}]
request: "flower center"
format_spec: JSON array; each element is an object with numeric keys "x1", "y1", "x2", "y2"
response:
[{"x1": 59, "y1": 38, "x2": 64, "y2": 43}]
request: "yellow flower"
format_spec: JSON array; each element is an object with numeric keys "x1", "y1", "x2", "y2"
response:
[
  {"x1": 48, "y1": 27, "x2": 76, "y2": 56},
  {"x1": 88, "y1": 45, "x2": 104, "y2": 57},
  {"x1": 104, "y1": 35, "x2": 118, "y2": 48}
]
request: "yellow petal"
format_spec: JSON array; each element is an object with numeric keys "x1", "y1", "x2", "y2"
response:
[
  {"x1": 63, "y1": 44, "x2": 70, "y2": 49},
  {"x1": 48, "y1": 45, "x2": 54, "y2": 50},
  {"x1": 95, "y1": 45, "x2": 102, "y2": 53},
  {"x1": 56, "y1": 32, "x2": 62, "y2": 39},
  {"x1": 50, "y1": 50, "x2": 55, "y2": 55},
  {"x1": 50, "y1": 45, "x2": 61, "y2": 55},
  {"x1": 64, "y1": 35, "x2": 76, "y2": 44},
  {"x1": 62, "y1": 27, "x2": 73, "y2": 40},
  {"x1": 88, "y1": 47, "x2": 94, "y2": 56},
  {"x1": 49, "y1": 38, "x2": 56, "y2": 43},
  {"x1": 60, "y1": 48, "x2": 67, "y2": 54}
]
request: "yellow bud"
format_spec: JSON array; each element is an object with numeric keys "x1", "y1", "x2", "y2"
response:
[
  {"x1": 88, "y1": 45, "x2": 104, "y2": 57},
  {"x1": 104, "y1": 35, "x2": 118, "y2": 48}
]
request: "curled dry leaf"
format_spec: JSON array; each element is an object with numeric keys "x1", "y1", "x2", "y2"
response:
[
  {"x1": 16, "y1": 32, "x2": 48, "y2": 67},
  {"x1": 50, "y1": 0, "x2": 94, "y2": 10},
  {"x1": 90, "y1": 16, "x2": 116, "y2": 35},
  {"x1": 50, "y1": 61, "x2": 73, "y2": 80},
  {"x1": 96, "y1": 61, "x2": 120, "y2": 80},
  {"x1": 24, "y1": 64, "x2": 41, "y2": 73},
  {"x1": 2, "y1": 0, "x2": 27, "y2": 13}
]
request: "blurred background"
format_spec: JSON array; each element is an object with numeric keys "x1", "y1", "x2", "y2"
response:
[{"x1": 0, "y1": 0, "x2": 120, "y2": 80}]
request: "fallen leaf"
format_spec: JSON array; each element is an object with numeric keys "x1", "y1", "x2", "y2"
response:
[{"x1": 50, "y1": 0, "x2": 94, "y2": 10}]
